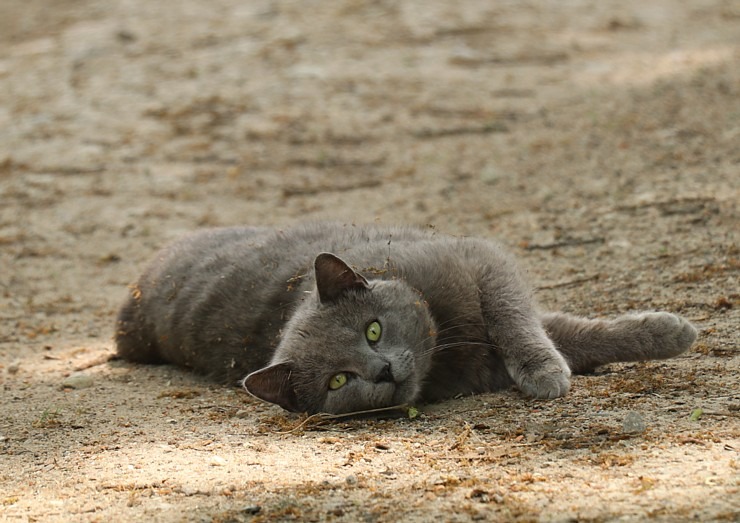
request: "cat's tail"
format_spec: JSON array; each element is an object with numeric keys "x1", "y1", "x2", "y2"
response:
[{"x1": 541, "y1": 311, "x2": 697, "y2": 374}]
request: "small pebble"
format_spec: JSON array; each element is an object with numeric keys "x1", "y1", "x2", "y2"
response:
[
  {"x1": 480, "y1": 164, "x2": 504, "y2": 185},
  {"x1": 61, "y1": 373, "x2": 94, "y2": 389},
  {"x1": 622, "y1": 411, "x2": 646, "y2": 434},
  {"x1": 210, "y1": 456, "x2": 226, "y2": 466},
  {"x1": 234, "y1": 409, "x2": 251, "y2": 419},
  {"x1": 242, "y1": 505, "x2": 261, "y2": 515},
  {"x1": 7, "y1": 361, "x2": 20, "y2": 375}
]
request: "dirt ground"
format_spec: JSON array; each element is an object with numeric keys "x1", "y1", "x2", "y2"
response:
[{"x1": 1, "y1": 1, "x2": 739, "y2": 521}]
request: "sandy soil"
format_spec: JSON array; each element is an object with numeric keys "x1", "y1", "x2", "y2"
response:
[{"x1": 1, "y1": 1, "x2": 739, "y2": 521}]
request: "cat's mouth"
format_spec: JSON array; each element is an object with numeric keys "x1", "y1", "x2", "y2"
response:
[
  {"x1": 367, "y1": 362, "x2": 417, "y2": 407},
  {"x1": 389, "y1": 375, "x2": 420, "y2": 407}
]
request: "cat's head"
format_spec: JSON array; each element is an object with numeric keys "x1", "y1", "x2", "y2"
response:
[{"x1": 243, "y1": 253, "x2": 436, "y2": 414}]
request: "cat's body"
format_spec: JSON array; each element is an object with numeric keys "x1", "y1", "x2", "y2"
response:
[{"x1": 115, "y1": 223, "x2": 697, "y2": 414}]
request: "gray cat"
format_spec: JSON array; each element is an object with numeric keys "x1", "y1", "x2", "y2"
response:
[{"x1": 115, "y1": 223, "x2": 697, "y2": 414}]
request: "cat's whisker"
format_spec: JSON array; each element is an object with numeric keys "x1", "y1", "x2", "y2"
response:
[
  {"x1": 420, "y1": 341, "x2": 497, "y2": 357},
  {"x1": 423, "y1": 334, "x2": 492, "y2": 349},
  {"x1": 411, "y1": 322, "x2": 491, "y2": 350},
  {"x1": 434, "y1": 313, "x2": 488, "y2": 330},
  {"x1": 433, "y1": 322, "x2": 489, "y2": 335}
]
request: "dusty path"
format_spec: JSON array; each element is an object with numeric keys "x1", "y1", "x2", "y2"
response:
[{"x1": 1, "y1": 1, "x2": 738, "y2": 521}]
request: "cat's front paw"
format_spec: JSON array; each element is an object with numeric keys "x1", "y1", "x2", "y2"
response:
[{"x1": 513, "y1": 356, "x2": 572, "y2": 399}]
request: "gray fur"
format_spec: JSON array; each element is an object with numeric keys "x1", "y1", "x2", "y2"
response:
[{"x1": 115, "y1": 223, "x2": 697, "y2": 414}]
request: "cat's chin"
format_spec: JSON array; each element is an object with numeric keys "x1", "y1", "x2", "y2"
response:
[
  {"x1": 391, "y1": 377, "x2": 420, "y2": 407},
  {"x1": 320, "y1": 377, "x2": 420, "y2": 415}
]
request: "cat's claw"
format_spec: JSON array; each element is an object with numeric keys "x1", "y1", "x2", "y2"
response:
[{"x1": 514, "y1": 358, "x2": 572, "y2": 399}]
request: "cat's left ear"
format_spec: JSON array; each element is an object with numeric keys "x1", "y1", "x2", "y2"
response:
[
  {"x1": 314, "y1": 252, "x2": 370, "y2": 303},
  {"x1": 242, "y1": 362, "x2": 301, "y2": 412}
]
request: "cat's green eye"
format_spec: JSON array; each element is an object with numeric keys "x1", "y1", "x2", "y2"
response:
[
  {"x1": 328, "y1": 373, "x2": 348, "y2": 390},
  {"x1": 365, "y1": 320, "x2": 382, "y2": 343}
]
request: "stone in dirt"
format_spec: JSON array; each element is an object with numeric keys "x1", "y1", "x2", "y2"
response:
[
  {"x1": 622, "y1": 411, "x2": 647, "y2": 434},
  {"x1": 61, "y1": 373, "x2": 94, "y2": 389}
]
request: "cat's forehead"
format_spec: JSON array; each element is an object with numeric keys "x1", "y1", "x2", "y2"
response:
[
  {"x1": 310, "y1": 287, "x2": 383, "y2": 319},
  {"x1": 317, "y1": 278, "x2": 417, "y2": 307}
]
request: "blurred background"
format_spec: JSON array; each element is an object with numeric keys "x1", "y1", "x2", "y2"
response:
[
  {"x1": 2, "y1": 0, "x2": 738, "y2": 334},
  {"x1": 0, "y1": 1, "x2": 738, "y2": 521}
]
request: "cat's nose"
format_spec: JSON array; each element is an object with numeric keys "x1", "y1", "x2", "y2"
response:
[{"x1": 373, "y1": 362, "x2": 393, "y2": 383}]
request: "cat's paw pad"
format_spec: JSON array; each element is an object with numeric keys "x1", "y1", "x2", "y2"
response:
[
  {"x1": 515, "y1": 359, "x2": 572, "y2": 399},
  {"x1": 635, "y1": 312, "x2": 698, "y2": 357}
]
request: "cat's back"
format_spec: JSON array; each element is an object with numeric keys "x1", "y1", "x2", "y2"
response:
[
  {"x1": 139, "y1": 222, "x2": 435, "y2": 281},
  {"x1": 135, "y1": 222, "x2": 438, "y2": 317},
  {"x1": 283, "y1": 222, "x2": 438, "y2": 254}
]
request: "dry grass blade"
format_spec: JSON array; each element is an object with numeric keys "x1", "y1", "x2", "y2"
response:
[{"x1": 277, "y1": 404, "x2": 415, "y2": 433}]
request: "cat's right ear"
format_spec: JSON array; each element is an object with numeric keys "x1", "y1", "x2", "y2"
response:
[
  {"x1": 314, "y1": 252, "x2": 369, "y2": 303},
  {"x1": 242, "y1": 362, "x2": 301, "y2": 413}
]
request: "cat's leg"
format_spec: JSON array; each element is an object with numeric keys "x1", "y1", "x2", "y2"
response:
[
  {"x1": 541, "y1": 312, "x2": 697, "y2": 374},
  {"x1": 458, "y1": 240, "x2": 573, "y2": 399},
  {"x1": 479, "y1": 287, "x2": 572, "y2": 399},
  {"x1": 490, "y1": 320, "x2": 572, "y2": 399}
]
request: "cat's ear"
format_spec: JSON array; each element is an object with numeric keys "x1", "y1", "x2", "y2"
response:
[
  {"x1": 314, "y1": 252, "x2": 369, "y2": 303},
  {"x1": 242, "y1": 362, "x2": 301, "y2": 412}
]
